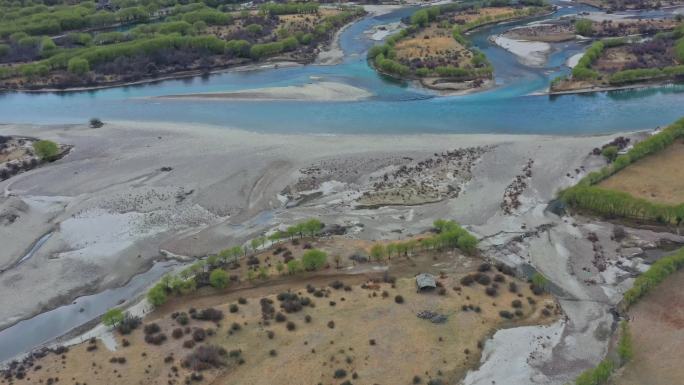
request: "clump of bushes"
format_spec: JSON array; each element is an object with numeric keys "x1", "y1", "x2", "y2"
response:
[
  {"x1": 143, "y1": 323, "x2": 160, "y2": 335},
  {"x1": 182, "y1": 345, "x2": 228, "y2": 371},
  {"x1": 475, "y1": 273, "x2": 491, "y2": 285},
  {"x1": 193, "y1": 308, "x2": 223, "y2": 322},
  {"x1": 144, "y1": 333, "x2": 167, "y2": 345},
  {"x1": 192, "y1": 328, "x2": 206, "y2": 342}
]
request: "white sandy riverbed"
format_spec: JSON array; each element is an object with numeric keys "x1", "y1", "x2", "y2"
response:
[
  {"x1": 157, "y1": 81, "x2": 372, "y2": 102},
  {"x1": 493, "y1": 35, "x2": 551, "y2": 67}
]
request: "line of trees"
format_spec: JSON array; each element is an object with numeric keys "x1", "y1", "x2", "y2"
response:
[
  {"x1": 561, "y1": 117, "x2": 684, "y2": 225},
  {"x1": 367, "y1": 219, "x2": 479, "y2": 262},
  {"x1": 572, "y1": 41, "x2": 604, "y2": 80},
  {"x1": 621, "y1": 247, "x2": 684, "y2": 308},
  {"x1": 146, "y1": 218, "x2": 327, "y2": 307}
]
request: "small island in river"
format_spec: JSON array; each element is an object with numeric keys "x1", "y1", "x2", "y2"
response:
[
  {"x1": 550, "y1": 19, "x2": 684, "y2": 94},
  {"x1": 367, "y1": 0, "x2": 552, "y2": 93}
]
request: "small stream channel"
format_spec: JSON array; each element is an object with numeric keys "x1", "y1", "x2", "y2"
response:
[{"x1": 0, "y1": 261, "x2": 176, "y2": 364}]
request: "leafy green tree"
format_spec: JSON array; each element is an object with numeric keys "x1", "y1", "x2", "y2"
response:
[
  {"x1": 287, "y1": 259, "x2": 301, "y2": 274},
  {"x1": 102, "y1": 308, "x2": 124, "y2": 327},
  {"x1": 370, "y1": 243, "x2": 385, "y2": 262},
  {"x1": 67, "y1": 57, "x2": 90, "y2": 75},
  {"x1": 258, "y1": 266, "x2": 268, "y2": 279},
  {"x1": 209, "y1": 268, "x2": 229, "y2": 289},
  {"x1": 147, "y1": 283, "x2": 167, "y2": 307},
  {"x1": 302, "y1": 249, "x2": 327, "y2": 270},
  {"x1": 303, "y1": 218, "x2": 323, "y2": 237},
  {"x1": 531, "y1": 272, "x2": 549, "y2": 290},
  {"x1": 276, "y1": 261, "x2": 285, "y2": 274},
  {"x1": 601, "y1": 146, "x2": 618, "y2": 162},
  {"x1": 575, "y1": 19, "x2": 593, "y2": 36},
  {"x1": 411, "y1": 9, "x2": 429, "y2": 26},
  {"x1": 457, "y1": 233, "x2": 478, "y2": 255},
  {"x1": 33, "y1": 140, "x2": 59, "y2": 160}
]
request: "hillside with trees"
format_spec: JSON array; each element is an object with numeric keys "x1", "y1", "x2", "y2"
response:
[{"x1": 0, "y1": 0, "x2": 364, "y2": 90}]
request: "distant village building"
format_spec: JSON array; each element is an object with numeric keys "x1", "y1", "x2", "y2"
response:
[{"x1": 415, "y1": 273, "x2": 436, "y2": 291}]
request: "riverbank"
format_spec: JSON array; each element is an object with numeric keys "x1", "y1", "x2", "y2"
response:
[
  {"x1": 0, "y1": 119, "x2": 654, "y2": 382},
  {"x1": 156, "y1": 81, "x2": 372, "y2": 102},
  {"x1": 542, "y1": 80, "x2": 684, "y2": 96}
]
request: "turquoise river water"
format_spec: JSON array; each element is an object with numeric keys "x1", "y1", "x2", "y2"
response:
[{"x1": 0, "y1": 2, "x2": 683, "y2": 134}]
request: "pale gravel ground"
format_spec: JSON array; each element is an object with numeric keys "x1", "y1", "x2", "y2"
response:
[
  {"x1": 0, "y1": 120, "x2": 673, "y2": 384},
  {"x1": 492, "y1": 35, "x2": 552, "y2": 67}
]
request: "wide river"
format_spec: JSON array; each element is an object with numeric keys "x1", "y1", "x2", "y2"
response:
[{"x1": 1, "y1": 2, "x2": 683, "y2": 134}]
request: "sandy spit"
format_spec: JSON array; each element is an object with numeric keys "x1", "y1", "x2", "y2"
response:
[{"x1": 155, "y1": 81, "x2": 373, "y2": 102}]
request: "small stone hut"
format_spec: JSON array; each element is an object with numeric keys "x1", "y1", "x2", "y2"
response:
[{"x1": 415, "y1": 273, "x2": 437, "y2": 291}]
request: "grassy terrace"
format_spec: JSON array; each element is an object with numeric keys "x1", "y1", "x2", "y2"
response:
[
  {"x1": 579, "y1": 0, "x2": 684, "y2": 11},
  {"x1": 0, "y1": 0, "x2": 364, "y2": 90},
  {"x1": 551, "y1": 22, "x2": 684, "y2": 92},
  {"x1": 560, "y1": 117, "x2": 684, "y2": 227},
  {"x1": 3, "y1": 218, "x2": 561, "y2": 385},
  {"x1": 367, "y1": 0, "x2": 550, "y2": 91}
]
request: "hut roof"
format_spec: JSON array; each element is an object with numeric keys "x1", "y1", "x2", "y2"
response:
[{"x1": 416, "y1": 273, "x2": 437, "y2": 290}]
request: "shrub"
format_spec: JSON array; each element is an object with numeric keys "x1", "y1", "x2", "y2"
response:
[
  {"x1": 229, "y1": 304, "x2": 239, "y2": 313},
  {"x1": 601, "y1": 146, "x2": 618, "y2": 162},
  {"x1": 475, "y1": 273, "x2": 491, "y2": 285},
  {"x1": 327, "y1": 320, "x2": 335, "y2": 329},
  {"x1": 177, "y1": 312, "x2": 189, "y2": 325},
  {"x1": 460, "y1": 275, "x2": 475, "y2": 286},
  {"x1": 195, "y1": 308, "x2": 223, "y2": 322},
  {"x1": 143, "y1": 323, "x2": 160, "y2": 335},
  {"x1": 172, "y1": 328, "x2": 184, "y2": 339},
  {"x1": 33, "y1": 140, "x2": 59, "y2": 160},
  {"x1": 89, "y1": 118, "x2": 103, "y2": 128},
  {"x1": 286, "y1": 321, "x2": 296, "y2": 331},
  {"x1": 511, "y1": 300, "x2": 522, "y2": 308},
  {"x1": 275, "y1": 312, "x2": 287, "y2": 322},
  {"x1": 192, "y1": 328, "x2": 206, "y2": 342},
  {"x1": 117, "y1": 314, "x2": 141, "y2": 335},
  {"x1": 182, "y1": 345, "x2": 227, "y2": 372},
  {"x1": 238, "y1": 297, "x2": 247, "y2": 304},
  {"x1": 144, "y1": 333, "x2": 167, "y2": 345},
  {"x1": 394, "y1": 295, "x2": 404, "y2": 304},
  {"x1": 334, "y1": 369, "x2": 347, "y2": 378},
  {"x1": 485, "y1": 287, "x2": 497, "y2": 297},
  {"x1": 499, "y1": 310, "x2": 513, "y2": 319}
]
